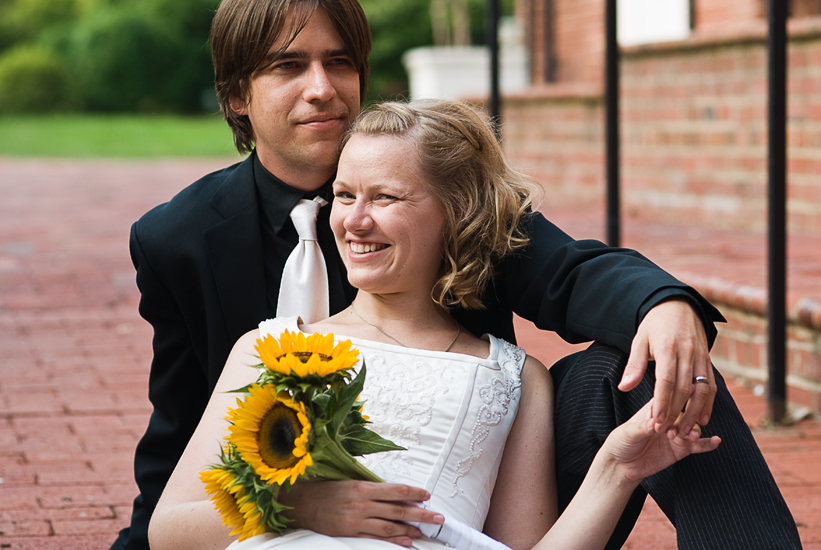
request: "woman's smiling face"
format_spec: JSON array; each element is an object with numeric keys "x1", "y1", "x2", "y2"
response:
[{"x1": 330, "y1": 133, "x2": 446, "y2": 297}]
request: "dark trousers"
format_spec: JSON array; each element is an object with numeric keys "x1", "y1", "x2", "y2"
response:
[{"x1": 552, "y1": 342, "x2": 803, "y2": 550}]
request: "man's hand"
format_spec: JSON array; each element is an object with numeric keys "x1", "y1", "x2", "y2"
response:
[
  {"x1": 618, "y1": 299, "x2": 716, "y2": 438},
  {"x1": 279, "y1": 480, "x2": 444, "y2": 547}
]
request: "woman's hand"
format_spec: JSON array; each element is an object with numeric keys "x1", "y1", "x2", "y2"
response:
[
  {"x1": 279, "y1": 479, "x2": 444, "y2": 547},
  {"x1": 603, "y1": 399, "x2": 721, "y2": 483}
]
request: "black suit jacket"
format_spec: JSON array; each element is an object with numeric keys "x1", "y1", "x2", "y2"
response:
[{"x1": 112, "y1": 154, "x2": 721, "y2": 550}]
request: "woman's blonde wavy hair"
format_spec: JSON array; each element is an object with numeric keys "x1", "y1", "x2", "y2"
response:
[{"x1": 342, "y1": 99, "x2": 544, "y2": 310}]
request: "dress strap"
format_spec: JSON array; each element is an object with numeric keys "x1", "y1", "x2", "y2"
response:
[{"x1": 486, "y1": 334, "x2": 525, "y2": 388}]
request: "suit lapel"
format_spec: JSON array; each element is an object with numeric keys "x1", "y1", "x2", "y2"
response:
[{"x1": 205, "y1": 156, "x2": 268, "y2": 344}]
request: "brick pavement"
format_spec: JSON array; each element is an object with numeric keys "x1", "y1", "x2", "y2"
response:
[{"x1": 0, "y1": 158, "x2": 818, "y2": 549}]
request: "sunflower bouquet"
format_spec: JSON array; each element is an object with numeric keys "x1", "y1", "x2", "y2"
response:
[{"x1": 200, "y1": 330, "x2": 404, "y2": 541}]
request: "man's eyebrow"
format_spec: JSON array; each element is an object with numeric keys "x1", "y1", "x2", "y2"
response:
[
  {"x1": 324, "y1": 48, "x2": 351, "y2": 58},
  {"x1": 276, "y1": 48, "x2": 351, "y2": 61},
  {"x1": 259, "y1": 48, "x2": 351, "y2": 72}
]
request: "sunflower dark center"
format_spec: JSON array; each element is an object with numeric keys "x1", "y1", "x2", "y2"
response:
[
  {"x1": 257, "y1": 402, "x2": 303, "y2": 470},
  {"x1": 279, "y1": 352, "x2": 333, "y2": 363}
]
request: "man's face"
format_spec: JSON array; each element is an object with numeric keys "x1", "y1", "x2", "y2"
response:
[{"x1": 230, "y1": 7, "x2": 361, "y2": 191}]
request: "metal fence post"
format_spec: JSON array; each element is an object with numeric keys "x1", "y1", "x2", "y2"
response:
[
  {"x1": 767, "y1": 0, "x2": 788, "y2": 424},
  {"x1": 487, "y1": 0, "x2": 500, "y2": 137},
  {"x1": 605, "y1": 0, "x2": 620, "y2": 247}
]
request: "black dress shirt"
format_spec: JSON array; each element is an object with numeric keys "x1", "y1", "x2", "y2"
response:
[{"x1": 253, "y1": 153, "x2": 353, "y2": 318}]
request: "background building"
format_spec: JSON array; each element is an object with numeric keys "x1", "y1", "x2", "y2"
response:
[
  {"x1": 504, "y1": 0, "x2": 821, "y2": 415},
  {"x1": 508, "y1": 0, "x2": 821, "y2": 233}
]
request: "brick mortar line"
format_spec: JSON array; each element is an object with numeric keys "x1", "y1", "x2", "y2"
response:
[
  {"x1": 714, "y1": 358, "x2": 821, "y2": 395},
  {"x1": 680, "y1": 271, "x2": 821, "y2": 330},
  {"x1": 3, "y1": 409, "x2": 150, "y2": 420},
  {"x1": 623, "y1": 16, "x2": 821, "y2": 57}
]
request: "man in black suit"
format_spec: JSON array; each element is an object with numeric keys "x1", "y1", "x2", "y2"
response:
[{"x1": 111, "y1": 0, "x2": 801, "y2": 549}]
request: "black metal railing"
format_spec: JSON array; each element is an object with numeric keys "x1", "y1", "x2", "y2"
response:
[
  {"x1": 605, "y1": 0, "x2": 620, "y2": 248},
  {"x1": 488, "y1": 0, "x2": 789, "y2": 421},
  {"x1": 486, "y1": 0, "x2": 500, "y2": 138},
  {"x1": 767, "y1": 0, "x2": 788, "y2": 424},
  {"x1": 601, "y1": 0, "x2": 789, "y2": 422}
]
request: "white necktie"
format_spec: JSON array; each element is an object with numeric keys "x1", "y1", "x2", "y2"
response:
[{"x1": 276, "y1": 197, "x2": 330, "y2": 323}]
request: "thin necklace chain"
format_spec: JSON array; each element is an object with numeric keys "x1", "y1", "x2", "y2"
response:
[{"x1": 350, "y1": 304, "x2": 461, "y2": 352}]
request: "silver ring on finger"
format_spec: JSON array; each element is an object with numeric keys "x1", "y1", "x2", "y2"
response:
[{"x1": 692, "y1": 376, "x2": 709, "y2": 384}]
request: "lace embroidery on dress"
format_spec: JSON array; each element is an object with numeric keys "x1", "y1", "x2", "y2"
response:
[
  {"x1": 450, "y1": 339, "x2": 524, "y2": 497},
  {"x1": 357, "y1": 352, "x2": 467, "y2": 480},
  {"x1": 500, "y1": 340, "x2": 526, "y2": 382}
]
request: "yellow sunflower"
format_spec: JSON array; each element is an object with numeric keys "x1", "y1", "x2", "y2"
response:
[
  {"x1": 255, "y1": 330, "x2": 360, "y2": 377},
  {"x1": 200, "y1": 468, "x2": 245, "y2": 532},
  {"x1": 235, "y1": 494, "x2": 268, "y2": 541},
  {"x1": 228, "y1": 385, "x2": 313, "y2": 485}
]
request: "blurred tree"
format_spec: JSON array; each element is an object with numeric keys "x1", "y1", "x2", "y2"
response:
[
  {"x1": 430, "y1": 0, "x2": 471, "y2": 46},
  {"x1": 149, "y1": 0, "x2": 221, "y2": 111},
  {"x1": 64, "y1": 0, "x2": 217, "y2": 113},
  {"x1": 139, "y1": 0, "x2": 219, "y2": 112},
  {"x1": 0, "y1": 45, "x2": 78, "y2": 113},
  {"x1": 0, "y1": 0, "x2": 216, "y2": 113},
  {"x1": 0, "y1": 0, "x2": 513, "y2": 114},
  {"x1": 66, "y1": 5, "x2": 183, "y2": 111},
  {"x1": 360, "y1": 0, "x2": 432, "y2": 102},
  {"x1": 0, "y1": 0, "x2": 95, "y2": 52}
]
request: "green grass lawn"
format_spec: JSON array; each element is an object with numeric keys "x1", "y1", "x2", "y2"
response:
[{"x1": 0, "y1": 114, "x2": 244, "y2": 158}]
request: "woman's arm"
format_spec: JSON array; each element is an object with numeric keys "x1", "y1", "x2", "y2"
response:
[
  {"x1": 482, "y1": 352, "x2": 721, "y2": 550},
  {"x1": 481, "y1": 352, "x2": 630, "y2": 550},
  {"x1": 532, "y1": 400, "x2": 721, "y2": 550},
  {"x1": 148, "y1": 329, "x2": 262, "y2": 550},
  {"x1": 483, "y1": 355, "x2": 556, "y2": 550}
]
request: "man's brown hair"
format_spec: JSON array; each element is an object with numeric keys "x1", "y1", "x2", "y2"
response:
[{"x1": 210, "y1": 0, "x2": 371, "y2": 154}]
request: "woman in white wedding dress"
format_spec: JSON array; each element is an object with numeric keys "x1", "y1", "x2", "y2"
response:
[{"x1": 148, "y1": 99, "x2": 719, "y2": 550}]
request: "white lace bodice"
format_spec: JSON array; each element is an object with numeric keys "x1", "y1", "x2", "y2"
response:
[{"x1": 258, "y1": 317, "x2": 526, "y2": 531}]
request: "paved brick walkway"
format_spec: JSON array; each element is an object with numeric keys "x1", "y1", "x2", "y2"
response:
[{"x1": 0, "y1": 158, "x2": 818, "y2": 549}]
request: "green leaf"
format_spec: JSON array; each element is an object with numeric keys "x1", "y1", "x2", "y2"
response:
[
  {"x1": 342, "y1": 408, "x2": 367, "y2": 428},
  {"x1": 327, "y1": 364, "x2": 367, "y2": 434},
  {"x1": 225, "y1": 383, "x2": 254, "y2": 394},
  {"x1": 312, "y1": 392, "x2": 330, "y2": 415},
  {"x1": 339, "y1": 424, "x2": 405, "y2": 456}
]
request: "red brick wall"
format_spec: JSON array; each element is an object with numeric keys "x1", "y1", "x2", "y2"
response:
[
  {"x1": 524, "y1": 0, "x2": 765, "y2": 89},
  {"x1": 503, "y1": 16, "x2": 821, "y2": 415},
  {"x1": 711, "y1": 306, "x2": 821, "y2": 416},
  {"x1": 504, "y1": 84, "x2": 603, "y2": 202},
  {"x1": 524, "y1": 0, "x2": 605, "y2": 86},
  {"x1": 522, "y1": 0, "x2": 819, "y2": 88},
  {"x1": 694, "y1": 0, "x2": 821, "y2": 28},
  {"x1": 503, "y1": 17, "x2": 821, "y2": 235},
  {"x1": 619, "y1": 33, "x2": 769, "y2": 231},
  {"x1": 509, "y1": 0, "x2": 821, "y2": 418},
  {"x1": 793, "y1": 0, "x2": 821, "y2": 17},
  {"x1": 522, "y1": 0, "x2": 547, "y2": 84},
  {"x1": 554, "y1": 0, "x2": 605, "y2": 84},
  {"x1": 695, "y1": 0, "x2": 765, "y2": 31}
]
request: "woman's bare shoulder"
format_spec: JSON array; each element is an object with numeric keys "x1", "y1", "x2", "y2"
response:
[{"x1": 522, "y1": 354, "x2": 553, "y2": 394}]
